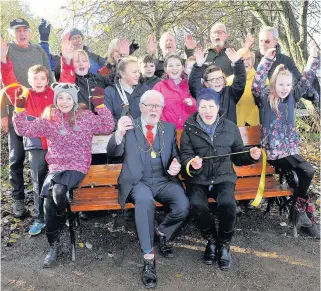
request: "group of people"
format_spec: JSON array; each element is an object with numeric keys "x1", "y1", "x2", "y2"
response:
[{"x1": 0, "y1": 16, "x2": 320, "y2": 289}]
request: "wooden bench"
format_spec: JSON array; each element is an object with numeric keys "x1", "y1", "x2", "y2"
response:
[{"x1": 66, "y1": 125, "x2": 295, "y2": 260}]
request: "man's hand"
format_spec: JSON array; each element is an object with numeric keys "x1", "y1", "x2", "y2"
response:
[
  {"x1": 241, "y1": 33, "x2": 254, "y2": 50},
  {"x1": 61, "y1": 33, "x2": 74, "y2": 64},
  {"x1": 90, "y1": 86, "x2": 105, "y2": 107},
  {"x1": 225, "y1": 48, "x2": 240, "y2": 63},
  {"x1": 167, "y1": 158, "x2": 181, "y2": 176},
  {"x1": 39, "y1": 18, "x2": 51, "y2": 42},
  {"x1": 116, "y1": 116, "x2": 133, "y2": 139},
  {"x1": 185, "y1": 35, "x2": 197, "y2": 50},
  {"x1": 1, "y1": 116, "x2": 9, "y2": 133},
  {"x1": 0, "y1": 38, "x2": 8, "y2": 63},
  {"x1": 191, "y1": 156, "x2": 203, "y2": 170},
  {"x1": 147, "y1": 34, "x2": 157, "y2": 56},
  {"x1": 250, "y1": 147, "x2": 261, "y2": 160},
  {"x1": 119, "y1": 39, "x2": 130, "y2": 57},
  {"x1": 194, "y1": 46, "x2": 206, "y2": 67},
  {"x1": 264, "y1": 48, "x2": 276, "y2": 60},
  {"x1": 129, "y1": 39, "x2": 139, "y2": 55}
]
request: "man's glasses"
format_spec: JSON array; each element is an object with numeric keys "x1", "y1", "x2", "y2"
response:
[
  {"x1": 212, "y1": 30, "x2": 226, "y2": 36},
  {"x1": 142, "y1": 103, "x2": 164, "y2": 110},
  {"x1": 206, "y1": 76, "x2": 224, "y2": 83},
  {"x1": 259, "y1": 39, "x2": 271, "y2": 44}
]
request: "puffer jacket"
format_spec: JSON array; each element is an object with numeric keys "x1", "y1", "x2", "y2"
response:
[
  {"x1": 153, "y1": 77, "x2": 197, "y2": 129},
  {"x1": 180, "y1": 111, "x2": 257, "y2": 185},
  {"x1": 104, "y1": 75, "x2": 161, "y2": 124},
  {"x1": 60, "y1": 57, "x2": 113, "y2": 111},
  {"x1": 13, "y1": 107, "x2": 114, "y2": 174},
  {"x1": 188, "y1": 59, "x2": 246, "y2": 124}
]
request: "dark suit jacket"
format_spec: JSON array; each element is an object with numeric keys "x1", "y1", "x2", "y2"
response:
[{"x1": 107, "y1": 118, "x2": 181, "y2": 208}]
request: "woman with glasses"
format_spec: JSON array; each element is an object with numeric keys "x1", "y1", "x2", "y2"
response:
[
  {"x1": 153, "y1": 53, "x2": 197, "y2": 129},
  {"x1": 189, "y1": 46, "x2": 246, "y2": 124}
]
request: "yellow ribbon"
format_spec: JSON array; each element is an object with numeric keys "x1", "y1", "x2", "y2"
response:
[
  {"x1": 186, "y1": 148, "x2": 267, "y2": 207},
  {"x1": 0, "y1": 83, "x2": 29, "y2": 113}
]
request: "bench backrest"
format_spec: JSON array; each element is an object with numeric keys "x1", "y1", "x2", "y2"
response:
[{"x1": 79, "y1": 126, "x2": 273, "y2": 188}]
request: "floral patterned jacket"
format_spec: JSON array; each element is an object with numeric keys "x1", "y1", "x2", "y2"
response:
[{"x1": 252, "y1": 56, "x2": 319, "y2": 160}]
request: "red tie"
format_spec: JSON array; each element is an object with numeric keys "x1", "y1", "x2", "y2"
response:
[{"x1": 146, "y1": 125, "x2": 154, "y2": 145}]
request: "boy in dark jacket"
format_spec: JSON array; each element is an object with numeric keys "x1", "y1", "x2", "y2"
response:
[
  {"x1": 189, "y1": 47, "x2": 246, "y2": 124},
  {"x1": 180, "y1": 88, "x2": 261, "y2": 271}
]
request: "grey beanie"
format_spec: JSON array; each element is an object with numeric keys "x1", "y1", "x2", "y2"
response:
[
  {"x1": 69, "y1": 28, "x2": 83, "y2": 39},
  {"x1": 51, "y1": 83, "x2": 79, "y2": 109}
]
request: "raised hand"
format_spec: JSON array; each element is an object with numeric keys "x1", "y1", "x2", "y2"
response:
[
  {"x1": 90, "y1": 86, "x2": 105, "y2": 107},
  {"x1": 118, "y1": 39, "x2": 130, "y2": 57},
  {"x1": 147, "y1": 34, "x2": 157, "y2": 56},
  {"x1": 194, "y1": 46, "x2": 206, "y2": 67},
  {"x1": 61, "y1": 33, "x2": 74, "y2": 63},
  {"x1": 185, "y1": 34, "x2": 197, "y2": 50},
  {"x1": 241, "y1": 33, "x2": 254, "y2": 50},
  {"x1": 116, "y1": 116, "x2": 134, "y2": 138},
  {"x1": 167, "y1": 158, "x2": 181, "y2": 176},
  {"x1": 39, "y1": 18, "x2": 51, "y2": 42},
  {"x1": 264, "y1": 48, "x2": 276, "y2": 60},
  {"x1": 225, "y1": 48, "x2": 240, "y2": 63},
  {"x1": 129, "y1": 39, "x2": 139, "y2": 55},
  {"x1": 0, "y1": 38, "x2": 9, "y2": 63},
  {"x1": 191, "y1": 156, "x2": 202, "y2": 170},
  {"x1": 250, "y1": 147, "x2": 261, "y2": 160},
  {"x1": 309, "y1": 41, "x2": 319, "y2": 58}
]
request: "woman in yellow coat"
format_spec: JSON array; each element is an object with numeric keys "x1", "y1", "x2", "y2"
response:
[{"x1": 226, "y1": 48, "x2": 267, "y2": 126}]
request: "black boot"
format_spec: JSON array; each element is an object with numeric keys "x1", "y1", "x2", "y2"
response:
[
  {"x1": 201, "y1": 227, "x2": 217, "y2": 265},
  {"x1": 217, "y1": 230, "x2": 234, "y2": 271},
  {"x1": 142, "y1": 258, "x2": 157, "y2": 289},
  {"x1": 43, "y1": 230, "x2": 60, "y2": 268},
  {"x1": 294, "y1": 197, "x2": 313, "y2": 228}
]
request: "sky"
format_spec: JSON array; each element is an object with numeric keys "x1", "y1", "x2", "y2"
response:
[{"x1": 21, "y1": 0, "x2": 70, "y2": 28}]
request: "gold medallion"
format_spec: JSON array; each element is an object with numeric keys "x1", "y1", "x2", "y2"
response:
[{"x1": 151, "y1": 151, "x2": 157, "y2": 158}]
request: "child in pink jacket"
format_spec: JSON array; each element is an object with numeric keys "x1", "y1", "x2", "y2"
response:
[
  {"x1": 153, "y1": 54, "x2": 197, "y2": 129},
  {"x1": 13, "y1": 83, "x2": 114, "y2": 268}
]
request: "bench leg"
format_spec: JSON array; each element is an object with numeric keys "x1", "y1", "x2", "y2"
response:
[{"x1": 66, "y1": 200, "x2": 76, "y2": 261}]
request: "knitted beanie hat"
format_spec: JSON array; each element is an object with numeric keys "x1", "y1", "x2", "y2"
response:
[
  {"x1": 51, "y1": 82, "x2": 79, "y2": 109},
  {"x1": 51, "y1": 83, "x2": 80, "y2": 135},
  {"x1": 69, "y1": 28, "x2": 83, "y2": 39}
]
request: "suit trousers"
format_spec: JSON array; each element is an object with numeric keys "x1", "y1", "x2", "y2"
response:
[{"x1": 129, "y1": 177, "x2": 189, "y2": 251}]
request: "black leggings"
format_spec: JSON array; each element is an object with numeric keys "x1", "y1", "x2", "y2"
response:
[
  {"x1": 44, "y1": 184, "x2": 68, "y2": 244},
  {"x1": 268, "y1": 155, "x2": 314, "y2": 198}
]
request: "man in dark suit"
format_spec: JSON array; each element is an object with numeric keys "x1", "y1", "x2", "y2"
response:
[{"x1": 107, "y1": 90, "x2": 189, "y2": 289}]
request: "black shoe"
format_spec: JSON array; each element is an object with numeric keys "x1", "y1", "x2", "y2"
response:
[
  {"x1": 158, "y1": 235, "x2": 173, "y2": 258},
  {"x1": 79, "y1": 211, "x2": 89, "y2": 220},
  {"x1": 218, "y1": 245, "x2": 231, "y2": 271},
  {"x1": 203, "y1": 240, "x2": 217, "y2": 265},
  {"x1": 300, "y1": 224, "x2": 320, "y2": 239},
  {"x1": 43, "y1": 242, "x2": 59, "y2": 268},
  {"x1": 142, "y1": 259, "x2": 157, "y2": 289}
]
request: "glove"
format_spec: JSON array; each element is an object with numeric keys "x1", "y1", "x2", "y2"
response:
[
  {"x1": 38, "y1": 18, "x2": 51, "y2": 42},
  {"x1": 305, "y1": 89, "x2": 319, "y2": 104},
  {"x1": 129, "y1": 40, "x2": 139, "y2": 55},
  {"x1": 90, "y1": 86, "x2": 105, "y2": 107},
  {"x1": 15, "y1": 88, "x2": 27, "y2": 112}
]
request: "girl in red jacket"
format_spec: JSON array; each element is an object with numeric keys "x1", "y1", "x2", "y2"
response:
[
  {"x1": 153, "y1": 54, "x2": 197, "y2": 129},
  {"x1": 1, "y1": 40, "x2": 54, "y2": 236}
]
